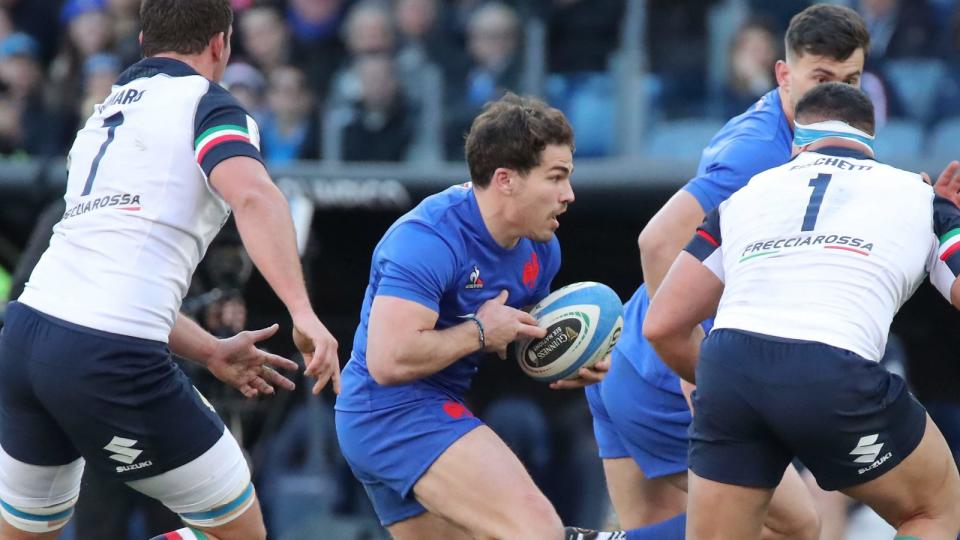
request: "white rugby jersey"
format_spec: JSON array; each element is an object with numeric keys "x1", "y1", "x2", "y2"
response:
[
  {"x1": 20, "y1": 58, "x2": 262, "y2": 341},
  {"x1": 685, "y1": 147, "x2": 960, "y2": 361}
]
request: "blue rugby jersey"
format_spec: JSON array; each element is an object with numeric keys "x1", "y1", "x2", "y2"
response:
[
  {"x1": 335, "y1": 183, "x2": 561, "y2": 411},
  {"x1": 620, "y1": 89, "x2": 793, "y2": 390}
]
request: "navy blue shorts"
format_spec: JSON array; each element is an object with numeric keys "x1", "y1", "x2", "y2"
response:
[
  {"x1": 585, "y1": 349, "x2": 691, "y2": 478},
  {"x1": 335, "y1": 397, "x2": 483, "y2": 526},
  {"x1": 690, "y1": 329, "x2": 926, "y2": 491},
  {"x1": 0, "y1": 302, "x2": 224, "y2": 481}
]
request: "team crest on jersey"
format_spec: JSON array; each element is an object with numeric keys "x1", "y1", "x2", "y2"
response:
[
  {"x1": 466, "y1": 265, "x2": 484, "y2": 289},
  {"x1": 522, "y1": 252, "x2": 539, "y2": 288}
]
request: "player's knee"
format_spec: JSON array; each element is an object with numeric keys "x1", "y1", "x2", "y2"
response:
[
  {"x1": 0, "y1": 496, "x2": 76, "y2": 534},
  {"x1": 780, "y1": 505, "x2": 820, "y2": 540},
  {"x1": 505, "y1": 493, "x2": 563, "y2": 539}
]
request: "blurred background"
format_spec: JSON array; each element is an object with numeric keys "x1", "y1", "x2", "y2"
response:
[{"x1": 0, "y1": 0, "x2": 958, "y2": 538}]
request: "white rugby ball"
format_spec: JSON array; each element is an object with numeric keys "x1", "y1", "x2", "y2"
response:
[{"x1": 513, "y1": 281, "x2": 624, "y2": 382}]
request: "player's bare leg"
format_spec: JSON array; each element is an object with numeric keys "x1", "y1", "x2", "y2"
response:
[
  {"x1": 408, "y1": 425, "x2": 564, "y2": 539},
  {"x1": 388, "y1": 510, "x2": 474, "y2": 540},
  {"x1": 0, "y1": 519, "x2": 59, "y2": 540},
  {"x1": 801, "y1": 469, "x2": 849, "y2": 540},
  {"x1": 687, "y1": 471, "x2": 774, "y2": 540},
  {"x1": 841, "y1": 415, "x2": 960, "y2": 540},
  {"x1": 602, "y1": 457, "x2": 686, "y2": 528},
  {"x1": 762, "y1": 465, "x2": 820, "y2": 540}
]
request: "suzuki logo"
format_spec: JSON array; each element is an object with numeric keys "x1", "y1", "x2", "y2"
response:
[{"x1": 103, "y1": 436, "x2": 143, "y2": 465}]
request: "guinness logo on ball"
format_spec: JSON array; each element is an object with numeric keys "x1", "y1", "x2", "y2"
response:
[{"x1": 525, "y1": 319, "x2": 582, "y2": 367}]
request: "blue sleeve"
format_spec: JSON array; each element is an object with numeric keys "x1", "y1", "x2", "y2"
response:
[
  {"x1": 683, "y1": 139, "x2": 786, "y2": 213},
  {"x1": 376, "y1": 222, "x2": 458, "y2": 312},
  {"x1": 533, "y1": 236, "x2": 561, "y2": 302},
  {"x1": 194, "y1": 84, "x2": 263, "y2": 177}
]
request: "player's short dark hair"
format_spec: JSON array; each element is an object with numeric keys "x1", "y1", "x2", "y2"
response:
[
  {"x1": 140, "y1": 0, "x2": 233, "y2": 57},
  {"x1": 785, "y1": 5, "x2": 869, "y2": 62},
  {"x1": 795, "y1": 82, "x2": 875, "y2": 135},
  {"x1": 465, "y1": 93, "x2": 574, "y2": 188}
]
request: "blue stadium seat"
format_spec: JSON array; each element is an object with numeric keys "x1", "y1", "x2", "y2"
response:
[
  {"x1": 884, "y1": 59, "x2": 948, "y2": 124},
  {"x1": 929, "y1": 117, "x2": 960, "y2": 162},
  {"x1": 874, "y1": 120, "x2": 924, "y2": 164},
  {"x1": 644, "y1": 119, "x2": 725, "y2": 158}
]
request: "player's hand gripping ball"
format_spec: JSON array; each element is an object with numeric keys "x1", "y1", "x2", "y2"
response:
[{"x1": 512, "y1": 282, "x2": 624, "y2": 382}]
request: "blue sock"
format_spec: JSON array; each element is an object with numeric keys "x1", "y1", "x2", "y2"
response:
[{"x1": 625, "y1": 513, "x2": 686, "y2": 540}]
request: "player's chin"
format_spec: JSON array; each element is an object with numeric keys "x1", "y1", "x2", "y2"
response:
[{"x1": 527, "y1": 228, "x2": 556, "y2": 243}]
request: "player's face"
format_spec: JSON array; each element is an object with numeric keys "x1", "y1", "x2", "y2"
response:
[
  {"x1": 512, "y1": 144, "x2": 575, "y2": 242},
  {"x1": 778, "y1": 48, "x2": 865, "y2": 116}
]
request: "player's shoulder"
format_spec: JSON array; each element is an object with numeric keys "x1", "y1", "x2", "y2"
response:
[
  {"x1": 710, "y1": 90, "x2": 790, "y2": 152},
  {"x1": 383, "y1": 184, "x2": 474, "y2": 252},
  {"x1": 115, "y1": 57, "x2": 208, "y2": 94}
]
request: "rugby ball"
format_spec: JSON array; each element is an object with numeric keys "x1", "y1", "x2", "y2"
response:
[{"x1": 513, "y1": 282, "x2": 624, "y2": 382}]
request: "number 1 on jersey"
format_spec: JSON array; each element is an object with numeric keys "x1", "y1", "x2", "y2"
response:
[
  {"x1": 802, "y1": 173, "x2": 832, "y2": 232},
  {"x1": 81, "y1": 112, "x2": 125, "y2": 196}
]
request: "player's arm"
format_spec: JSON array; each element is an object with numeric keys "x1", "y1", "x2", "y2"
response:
[
  {"x1": 637, "y1": 190, "x2": 706, "y2": 298},
  {"x1": 210, "y1": 157, "x2": 339, "y2": 393},
  {"x1": 195, "y1": 88, "x2": 339, "y2": 394},
  {"x1": 643, "y1": 211, "x2": 725, "y2": 383},
  {"x1": 169, "y1": 313, "x2": 299, "y2": 398},
  {"x1": 928, "y1": 194, "x2": 960, "y2": 309},
  {"x1": 367, "y1": 291, "x2": 542, "y2": 385}
]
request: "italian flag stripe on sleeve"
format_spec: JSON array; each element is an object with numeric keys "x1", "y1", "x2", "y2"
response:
[
  {"x1": 195, "y1": 124, "x2": 250, "y2": 164},
  {"x1": 939, "y1": 228, "x2": 960, "y2": 261}
]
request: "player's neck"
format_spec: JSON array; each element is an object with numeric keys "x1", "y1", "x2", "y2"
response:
[
  {"x1": 151, "y1": 53, "x2": 217, "y2": 82},
  {"x1": 474, "y1": 187, "x2": 522, "y2": 249},
  {"x1": 778, "y1": 86, "x2": 795, "y2": 128},
  {"x1": 804, "y1": 137, "x2": 875, "y2": 158}
]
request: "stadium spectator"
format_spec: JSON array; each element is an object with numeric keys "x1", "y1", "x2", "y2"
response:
[
  {"x1": 1, "y1": 0, "x2": 59, "y2": 65},
  {"x1": 260, "y1": 65, "x2": 321, "y2": 165},
  {"x1": 721, "y1": 19, "x2": 779, "y2": 119},
  {"x1": 238, "y1": 5, "x2": 290, "y2": 78},
  {"x1": 287, "y1": 0, "x2": 349, "y2": 97},
  {"x1": 444, "y1": 1, "x2": 523, "y2": 159},
  {"x1": 222, "y1": 61, "x2": 267, "y2": 118},
  {"x1": 327, "y1": 0, "x2": 396, "y2": 109},
  {"x1": 76, "y1": 52, "x2": 121, "y2": 124},
  {"x1": 855, "y1": 0, "x2": 939, "y2": 65},
  {"x1": 106, "y1": 0, "x2": 141, "y2": 67},
  {"x1": 49, "y1": 0, "x2": 113, "y2": 137},
  {"x1": 544, "y1": 0, "x2": 623, "y2": 157},
  {"x1": 0, "y1": 32, "x2": 61, "y2": 157},
  {"x1": 341, "y1": 54, "x2": 413, "y2": 162}
]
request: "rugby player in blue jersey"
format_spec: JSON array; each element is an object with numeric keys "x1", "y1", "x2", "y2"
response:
[
  {"x1": 335, "y1": 93, "x2": 609, "y2": 539},
  {"x1": 575, "y1": 6, "x2": 871, "y2": 540}
]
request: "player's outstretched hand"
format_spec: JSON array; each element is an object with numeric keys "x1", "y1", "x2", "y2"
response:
[
  {"x1": 549, "y1": 353, "x2": 611, "y2": 390},
  {"x1": 207, "y1": 324, "x2": 300, "y2": 399},
  {"x1": 925, "y1": 160, "x2": 960, "y2": 207},
  {"x1": 476, "y1": 290, "x2": 547, "y2": 359},
  {"x1": 293, "y1": 313, "x2": 341, "y2": 395}
]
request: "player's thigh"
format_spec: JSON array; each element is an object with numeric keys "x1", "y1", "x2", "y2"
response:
[
  {"x1": 388, "y1": 510, "x2": 474, "y2": 540},
  {"x1": 0, "y1": 304, "x2": 85, "y2": 537},
  {"x1": 841, "y1": 414, "x2": 960, "y2": 530},
  {"x1": 688, "y1": 471, "x2": 774, "y2": 540},
  {"x1": 601, "y1": 457, "x2": 686, "y2": 528},
  {"x1": 762, "y1": 465, "x2": 819, "y2": 540},
  {"x1": 413, "y1": 425, "x2": 563, "y2": 540}
]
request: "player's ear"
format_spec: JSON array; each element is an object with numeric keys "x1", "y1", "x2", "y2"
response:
[
  {"x1": 491, "y1": 167, "x2": 514, "y2": 194},
  {"x1": 210, "y1": 31, "x2": 226, "y2": 60},
  {"x1": 138, "y1": 31, "x2": 143, "y2": 46},
  {"x1": 775, "y1": 59, "x2": 790, "y2": 90}
]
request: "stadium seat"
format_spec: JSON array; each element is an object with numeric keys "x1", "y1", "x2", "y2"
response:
[
  {"x1": 874, "y1": 120, "x2": 924, "y2": 165},
  {"x1": 928, "y1": 117, "x2": 960, "y2": 162},
  {"x1": 644, "y1": 119, "x2": 725, "y2": 158},
  {"x1": 884, "y1": 59, "x2": 948, "y2": 124}
]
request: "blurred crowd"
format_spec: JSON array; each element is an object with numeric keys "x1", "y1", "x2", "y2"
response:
[{"x1": 0, "y1": 0, "x2": 958, "y2": 166}]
